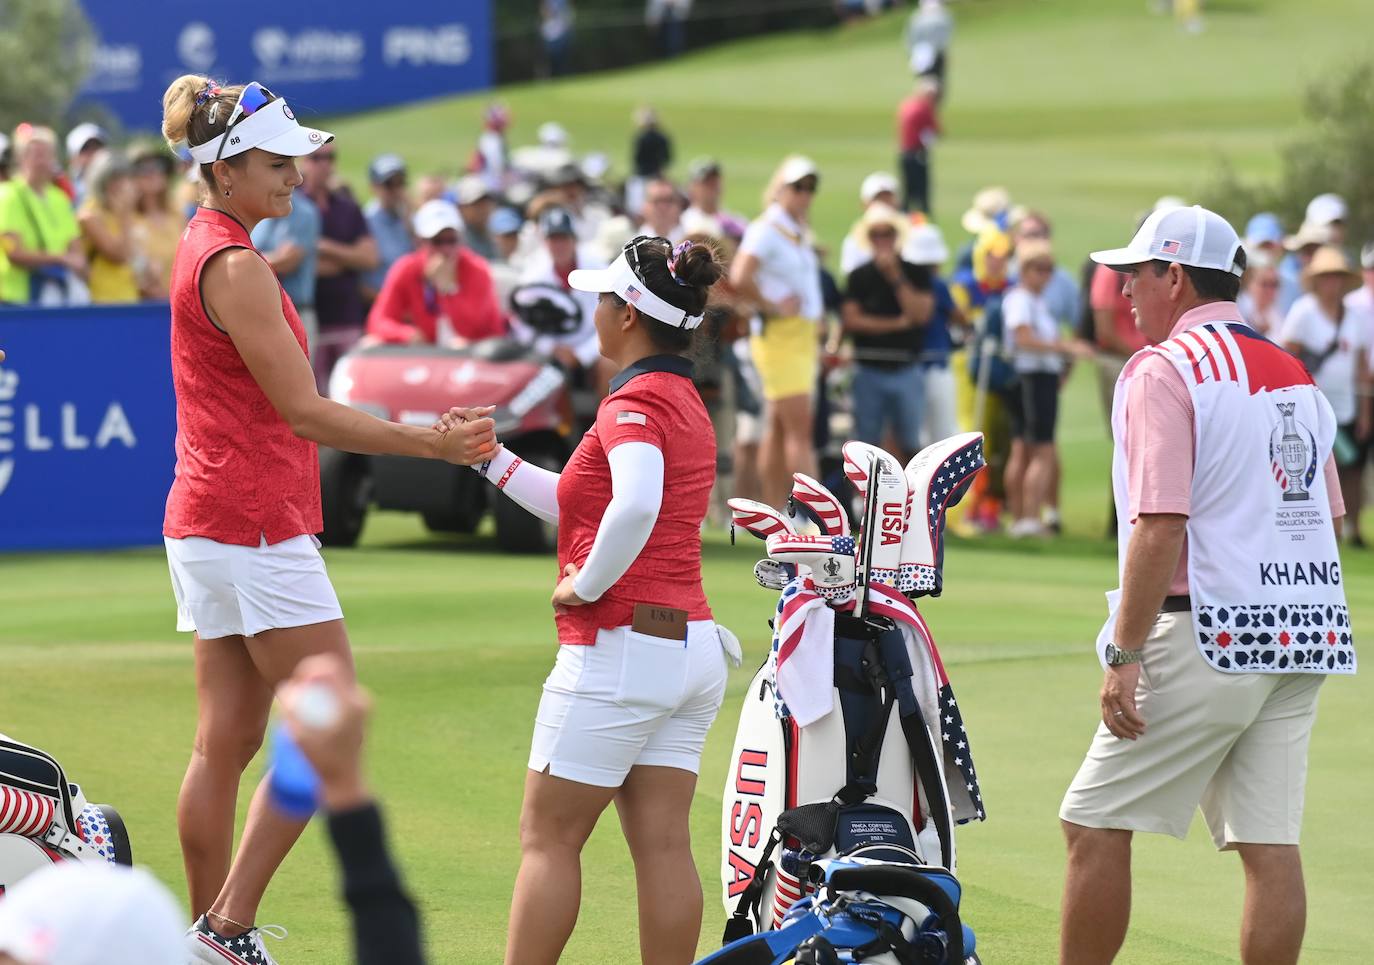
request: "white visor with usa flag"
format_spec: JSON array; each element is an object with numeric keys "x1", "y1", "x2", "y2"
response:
[
  {"x1": 568, "y1": 252, "x2": 706, "y2": 330},
  {"x1": 1091, "y1": 205, "x2": 1244, "y2": 277}
]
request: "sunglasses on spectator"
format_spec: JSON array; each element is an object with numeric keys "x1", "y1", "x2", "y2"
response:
[
  {"x1": 215, "y1": 82, "x2": 276, "y2": 163},
  {"x1": 1023, "y1": 261, "x2": 1054, "y2": 273},
  {"x1": 868, "y1": 228, "x2": 898, "y2": 240},
  {"x1": 429, "y1": 231, "x2": 461, "y2": 249},
  {"x1": 790, "y1": 178, "x2": 818, "y2": 194}
]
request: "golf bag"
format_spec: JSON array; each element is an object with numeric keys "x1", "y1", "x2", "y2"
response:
[
  {"x1": 0, "y1": 733, "x2": 132, "y2": 896},
  {"x1": 717, "y1": 435, "x2": 986, "y2": 964}
]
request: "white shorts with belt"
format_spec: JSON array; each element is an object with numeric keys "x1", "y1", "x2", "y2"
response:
[
  {"x1": 529, "y1": 620, "x2": 731, "y2": 787},
  {"x1": 1060, "y1": 611, "x2": 1324, "y2": 849},
  {"x1": 165, "y1": 534, "x2": 344, "y2": 640}
]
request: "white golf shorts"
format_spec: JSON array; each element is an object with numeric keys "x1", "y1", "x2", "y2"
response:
[
  {"x1": 165, "y1": 534, "x2": 344, "y2": 640},
  {"x1": 529, "y1": 620, "x2": 731, "y2": 787}
]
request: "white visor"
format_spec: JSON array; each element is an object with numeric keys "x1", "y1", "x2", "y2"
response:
[
  {"x1": 567, "y1": 251, "x2": 705, "y2": 330},
  {"x1": 189, "y1": 98, "x2": 333, "y2": 164}
]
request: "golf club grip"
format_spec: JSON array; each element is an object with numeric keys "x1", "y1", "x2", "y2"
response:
[{"x1": 825, "y1": 866, "x2": 963, "y2": 961}]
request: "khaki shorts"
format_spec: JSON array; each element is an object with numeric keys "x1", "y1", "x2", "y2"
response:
[{"x1": 1060, "y1": 611, "x2": 1324, "y2": 850}]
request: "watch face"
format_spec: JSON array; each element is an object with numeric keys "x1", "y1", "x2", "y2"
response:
[{"x1": 1104, "y1": 643, "x2": 1118, "y2": 663}]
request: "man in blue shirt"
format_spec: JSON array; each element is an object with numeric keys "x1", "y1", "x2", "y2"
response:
[
  {"x1": 362, "y1": 153, "x2": 414, "y2": 303},
  {"x1": 250, "y1": 190, "x2": 322, "y2": 350}
]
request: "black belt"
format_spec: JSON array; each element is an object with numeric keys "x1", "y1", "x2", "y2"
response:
[{"x1": 1161, "y1": 595, "x2": 1191, "y2": 613}]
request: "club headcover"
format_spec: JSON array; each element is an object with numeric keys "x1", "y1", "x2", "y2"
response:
[
  {"x1": 754, "y1": 558, "x2": 792, "y2": 591},
  {"x1": 842, "y1": 441, "x2": 907, "y2": 615},
  {"x1": 766, "y1": 533, "x2": 857, "y2": 601},
  {"x1": 899, "y1": 432, "x2": 985, "y2": 597},
  {"x1": 842, "y1": 440, "x2": 896, "y2": 499},
  {"x1": 790, "y1": 473, "x2": 850, "y2": 536},
  {"x1": 729, "y1": 498, "x2": 797, "y2": 541}
]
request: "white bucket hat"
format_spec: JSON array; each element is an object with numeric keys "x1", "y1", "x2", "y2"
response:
[{"x1": 902, "y1": 223, "x2": 949, "y2": 266}]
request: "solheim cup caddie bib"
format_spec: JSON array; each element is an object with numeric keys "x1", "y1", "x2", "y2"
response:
[{"x1": 1103, "y1": 320, "x2": 1355, "y2": 675}]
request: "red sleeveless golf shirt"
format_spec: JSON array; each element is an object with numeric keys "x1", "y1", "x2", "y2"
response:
[{"x1": 163, "y1": 207, "x2": 322, "y2": 546}]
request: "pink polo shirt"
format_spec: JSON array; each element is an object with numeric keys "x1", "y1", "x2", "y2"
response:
[{"x1": 1120, "y1": 301, "x2": 1345, "y2": 596}]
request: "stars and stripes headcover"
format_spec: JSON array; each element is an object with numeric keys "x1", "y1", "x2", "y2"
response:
[{"x1": 899, "y1": 433, "x2": 985, "y2": 598}]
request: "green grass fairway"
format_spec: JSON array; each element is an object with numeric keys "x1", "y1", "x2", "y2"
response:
[{"x1": 4, "y1": 1, "x2": 1374, "y2": 962}]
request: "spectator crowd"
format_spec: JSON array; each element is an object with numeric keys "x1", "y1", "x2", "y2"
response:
[{"x1": 0, "y1": 97, "x2": 1369, "y2": 546}]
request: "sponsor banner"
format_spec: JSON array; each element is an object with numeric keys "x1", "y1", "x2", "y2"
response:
[
  {"x1": 0, "y1": 305, "x2": 177, "y2": 551},
  {"x1": 78, "y1": 1, "x2": 492, "y2": 131}
]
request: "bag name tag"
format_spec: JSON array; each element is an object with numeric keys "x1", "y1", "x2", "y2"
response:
[{"x1": 632, "y1": 603, "x2": 688, "y2": 641}]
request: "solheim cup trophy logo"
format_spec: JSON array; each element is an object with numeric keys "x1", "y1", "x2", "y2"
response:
[{"x1": 1274, "y1": 402, "x2": 1311, "y2": 502}]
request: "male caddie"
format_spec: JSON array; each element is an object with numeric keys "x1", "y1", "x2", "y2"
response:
[{"x1": 1058, "y1": 206, "x2": 1355, "y2": 965}]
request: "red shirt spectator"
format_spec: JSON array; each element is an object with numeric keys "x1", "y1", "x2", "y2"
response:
[
  {"x1": 366, "y1": 200, "x2": 506, "y2": 345},
  {"x1": 1090, "y1": 262, "x2": 1148, "y2": 356},
  {"x1": 898, "y1": 88, "x2": 941, "y2": 153}
]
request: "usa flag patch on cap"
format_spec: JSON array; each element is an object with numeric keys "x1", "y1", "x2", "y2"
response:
[{"x1": 616, "y1": 410, "x2": 648, "y2": 425}]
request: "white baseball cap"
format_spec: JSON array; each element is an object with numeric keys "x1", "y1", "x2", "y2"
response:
[
  {"x1": 412, "y1": 199, "x2": 463, "y2": 240},
  {"x1": 1091, "y1": 205, "x2": 1244, "y2": 277},
  {"x1": 0, "y1": 863, "x2": 185, "y2": 965},
  {"x1": 455, "y1": 175, "x2": 492, "y2": 206},
  {"x1": 777, "y1": 155, "x2": 819, "y2": 186},
  {"x1": 569, "y1": 240, "x2": 706, "y2": 330},
  {"x1": 188, "y1": 84, "x2": 332, "y2": 164},
  {"x1": 860, "y1": 172, "x2": 899, "y2": 205},
  {"x1": 1304, "y1": 192, "x2": 1346, "y2": 227},
  {"x1": 538, "y1": 121, "x2": 568, "y2": 147},
  {"x1": 65, "y1": 122, "x2": 108, "y2": 159}
]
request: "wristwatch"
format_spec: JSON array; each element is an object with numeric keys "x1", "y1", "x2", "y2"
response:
[{"x1": 1104, "y1": 643, "x2": 1143, "y2": 666}]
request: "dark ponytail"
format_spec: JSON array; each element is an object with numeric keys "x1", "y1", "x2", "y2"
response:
[{"x1": 614, "y1": 236, "x2": 726, "y2": 356}]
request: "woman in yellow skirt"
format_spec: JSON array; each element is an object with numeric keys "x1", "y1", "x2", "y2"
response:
[{"x1": 730, "y1": 155, "x2": 824, "y2": 506}]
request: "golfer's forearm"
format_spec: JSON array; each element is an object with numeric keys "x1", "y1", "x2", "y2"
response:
[
  {"x1": 479, "y1": 446, "x2": 560, "y2": 523},
  {"x1": 1114, "y1": 514, "x2": 1187, "y2": 651}
]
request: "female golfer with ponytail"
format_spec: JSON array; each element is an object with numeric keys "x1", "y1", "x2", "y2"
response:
[
  {"x1": 160, "y1": 75, "x2": 495, "y2": 965},
  {"x1": 448, "y1": 236, "x2": 738, "y2": 965}
]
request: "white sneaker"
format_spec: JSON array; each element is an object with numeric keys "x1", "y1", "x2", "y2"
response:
[
  {"x1": 1008, "y1": 518, "x2": 1048, "y2": 539},
  {"x1": 186, "y1": 914, "x2": 287, "y2": 965}
]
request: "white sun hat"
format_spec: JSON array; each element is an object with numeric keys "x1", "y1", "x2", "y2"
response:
[
  {"x1": 0, "y1": 863, "x2": 185, "y2": 965},
  {"x1": 1090, "y1": 205, "x2": 1244, "y2": 277},
  {"x1": 568, "y1": 239, "x2": 706, "y2": 330},
  {"x1": 188, "y1": 83, "x2": 333, "y2": 164},
  {"x1": 903, "y1": 223, "x2": 949, "y2": 266}
]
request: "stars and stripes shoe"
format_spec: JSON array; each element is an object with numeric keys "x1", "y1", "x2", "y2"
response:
[{"x1": 185, "y1": 914, "x2": 287, "y2": 965}]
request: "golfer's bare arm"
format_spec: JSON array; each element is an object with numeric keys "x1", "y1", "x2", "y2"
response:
[{"x1": 201, "y1": 248, "x2": 491, "y2": 459}]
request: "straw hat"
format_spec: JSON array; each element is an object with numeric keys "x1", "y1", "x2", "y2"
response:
[
  {"x1": 960, "y1": 186, "x2": 1010, "y2": 235},
  {"x1": 1283, "y1": 220, "x2": 1332, "y2": 253},
  {"x1": 855, "y1": 203, "x2": 910, "y2": 252},
  {"x1": 1301, "y1": 245, "x2": 1360, "y2": 293}
]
